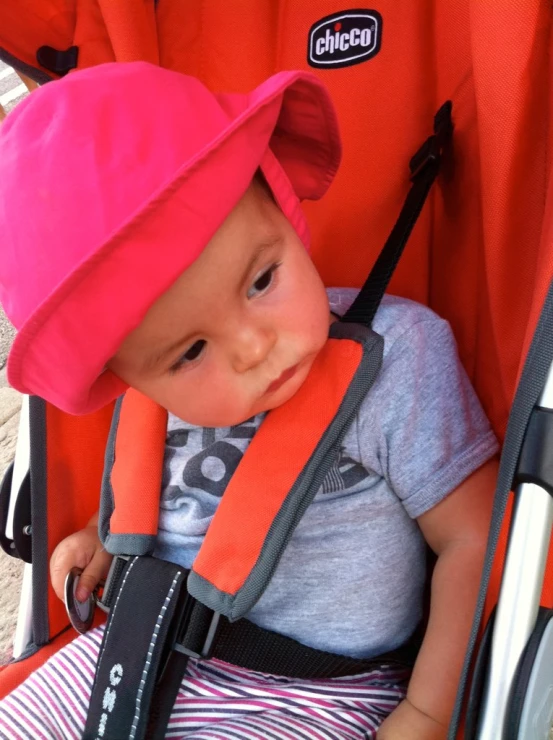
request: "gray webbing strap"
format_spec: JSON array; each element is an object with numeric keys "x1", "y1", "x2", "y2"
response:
[
  {"x1": 448, "y1": 278, "x2": 553, "y2": 738},
  {"x1": 29, "y1": 395, "x2": 49, "y2": 647}
]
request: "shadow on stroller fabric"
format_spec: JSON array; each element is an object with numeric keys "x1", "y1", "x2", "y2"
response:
[{"x1": 0, "y1": 2, "x2": 552, "y2": 738}]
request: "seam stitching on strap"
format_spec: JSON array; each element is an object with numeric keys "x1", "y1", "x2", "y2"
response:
[
  {"x1": 129, "y1": 571, "x2": 182, "y2": 738},
  {"x1": 97, "y1": 557, "x2": 137, "y2": 666}
]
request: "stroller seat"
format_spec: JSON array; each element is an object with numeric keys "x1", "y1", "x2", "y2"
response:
[{"x1": 0, "y1": 2, "x2": 552, "y2": 737}]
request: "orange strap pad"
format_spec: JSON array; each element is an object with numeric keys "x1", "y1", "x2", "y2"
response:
[
  {"x1": 109, "y1": 389, "x2": 167, "y2": 537},
  {"x1": 193, "y1": 338, "x2": 361, "y2": 593}
]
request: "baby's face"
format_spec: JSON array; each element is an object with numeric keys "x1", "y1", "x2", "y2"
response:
[{"x1": 108, "y1": 179, "x2": 330, "y2": 427}]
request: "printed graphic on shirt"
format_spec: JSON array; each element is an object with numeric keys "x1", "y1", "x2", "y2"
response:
[
  {"x1": 163, "y1": 415, "x2": 261, "y2": 501},
  {"x1": 320, "y1": 452, "x2": 368, "y2": 494},
  {"x1": 163, "y1": 413, "x2": 371, "y2": 510},
  {"x1": 307, "y1": 10, "x2": 382, "y2": 69}
]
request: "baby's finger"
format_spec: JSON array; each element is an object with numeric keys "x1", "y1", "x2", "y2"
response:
[
  {"x1": 75, "y1": 549, "x2": 112, "y2": 603},
  {"x1": 50, "y1": 547, "x2": 80, "y2": 601}
]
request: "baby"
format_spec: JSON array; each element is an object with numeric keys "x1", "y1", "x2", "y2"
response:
[{"x1": 0, "y1": 62, "x2": 498, "y2": 740}]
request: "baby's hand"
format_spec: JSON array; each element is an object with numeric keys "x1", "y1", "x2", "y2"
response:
[
  {"x1": 50, "y1": 524, "x2": 113, "y2": 604},
  {"x1": 377, "y1": 698, "x2": 447, "y2": 740}
]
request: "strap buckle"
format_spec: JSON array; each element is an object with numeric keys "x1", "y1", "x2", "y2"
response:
[
  {"x1": 409, "y1": 100, "x2": 453, "y2": 180},
  {"x1": 154, "y1": 582, "x2": 221, "y2": 695},
  {"x1": 70, "y1": 552, "x2": 221, "y2": 661},
  {"x1": 171, "y1": 589, "x2": 221, "y2": 660}
]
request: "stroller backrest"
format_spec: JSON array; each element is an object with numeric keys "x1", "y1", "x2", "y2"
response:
[{"x1": 1, "y1": 1, "x2": 551, "y2": 432}]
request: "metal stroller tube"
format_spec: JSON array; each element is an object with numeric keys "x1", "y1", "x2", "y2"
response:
[{"x1": 477, "y1": 364, "x2": 553, "y2": 739}]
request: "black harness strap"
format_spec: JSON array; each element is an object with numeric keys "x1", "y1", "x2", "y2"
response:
[
  {"x1": 342, "y1": 101, "x2": 453, "y2": 328},
  {"x1": 148, "y1": 605, "x2": 420, "y2": 740},
  {"x1": 198, "y1": 612, "x2": 419, "y2": 678},
  {"x1": 148, "y1": 595, "x2": 420, "y2": 739},
  {"x1": 83, "y1": 557, "x2": 188, "y2": 740}
]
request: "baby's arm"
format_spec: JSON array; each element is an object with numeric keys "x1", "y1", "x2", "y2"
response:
[
  {"x1": 377, "y1": 457, "x2": 498, "y2": 740},
  {"x1": 49, "y1": 512, "x2": 113, "y2": 604}
]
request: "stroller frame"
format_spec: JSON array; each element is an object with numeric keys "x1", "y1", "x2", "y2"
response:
[{"x1": 478, "y1": 365, "x2": 553, "y2": 739}]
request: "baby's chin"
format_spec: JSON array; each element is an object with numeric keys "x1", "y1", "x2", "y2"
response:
[{"x1": 166, "y1": 397, "x2": 274, "y2": 428}]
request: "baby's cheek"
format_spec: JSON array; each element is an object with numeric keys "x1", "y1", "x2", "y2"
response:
[
  {"x1": 303, "y1": 300, "x2": 332, "y2": 352},
  {"x1": 166, "y1": 374, "x2": 246, "y2": 427}
]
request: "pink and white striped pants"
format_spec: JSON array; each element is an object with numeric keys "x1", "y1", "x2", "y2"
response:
[{"x1": 0, "y1": 625, "x2": 409, "y2": 739}]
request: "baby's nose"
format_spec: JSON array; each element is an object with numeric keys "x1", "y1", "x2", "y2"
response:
[{"x1": 231, "y1": 324, "x2": 276, "y2": 373}]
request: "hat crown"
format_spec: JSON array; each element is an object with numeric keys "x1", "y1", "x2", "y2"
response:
[{"x1": 0, "y1": 62, "x2": 229, "y2": 328}]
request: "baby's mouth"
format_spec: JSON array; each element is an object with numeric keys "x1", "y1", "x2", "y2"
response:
[{"x1": 266, "y1": 364, "x2": 299, "y2": 394}]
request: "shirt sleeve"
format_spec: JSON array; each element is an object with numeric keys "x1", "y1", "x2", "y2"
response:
[{"x1": 356, "y1": 317, "x2": 499, "y2": 518}]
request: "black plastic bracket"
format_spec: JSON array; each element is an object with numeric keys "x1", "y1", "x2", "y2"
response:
[
  {"x1": 409, "y1": 100, "x2": 453, "y2": 180},
  {"x1": 36, "y1": 45, "x2": 79, "y2": 76},
  {"x1": 514, "y1": 406, "x2": 553, "y2": 496},
  {"x1": 12, "y1": 471, "x2": 32, "y2": 563},
  {"x1": 0, "y1": 458, "x2": 33, "y2": 562},
  {"x1": 0, "y1": 462, "x2": 17, "y2": 559}
]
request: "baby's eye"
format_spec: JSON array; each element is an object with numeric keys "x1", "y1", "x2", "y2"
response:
[
  {"x1": 169, "y1": 340, "x2": 206, "y2": 373},
  {"x1": 183, "y1": 340, "x2": 206, "y2": 361},
  {"x1": 247, "y1": 263, "x2": 280, "y2": 299}
]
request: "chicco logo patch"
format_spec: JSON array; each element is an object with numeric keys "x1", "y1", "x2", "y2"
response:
[{"x1": 308, "y1": 10, "x2": 382, "y2": 69}]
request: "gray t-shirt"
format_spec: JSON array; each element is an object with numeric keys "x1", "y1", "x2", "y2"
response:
[{"x1": 154, "y1": 290, "x2": 498, "y2": 659}]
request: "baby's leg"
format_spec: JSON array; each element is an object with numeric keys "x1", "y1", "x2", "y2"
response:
[
  {"x1": 0, "y1": 624, "x2": 104, "y2": 740},
  {"x1": 0, "y1": 629, "x2": 408, "y2": 740},
  {"x1": 169, "y1": 660, "x2": 409, "y2": 739},
  {"x1": 172, "y1": 713, "x2": 379, "y2": 739}
]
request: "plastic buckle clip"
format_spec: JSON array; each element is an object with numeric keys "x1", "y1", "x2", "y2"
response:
[
  {"x1": 409, "y1": 101, "x2": 453, "y2": 181},
  {"x1": 172, "y1": 589, "x2": 221, "y2": 661},
  {"x1": 173, "y1": 612, "x2": 221, "y2": 660},
  {"x1": 36, "y1": 46, "x2": 79, "y2": 76}
]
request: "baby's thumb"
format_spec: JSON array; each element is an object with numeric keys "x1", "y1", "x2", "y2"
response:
[{"x1": 75, "y1": 550, "x2": 111, "y2": 603}]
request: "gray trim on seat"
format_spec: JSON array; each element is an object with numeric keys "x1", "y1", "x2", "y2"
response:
[
  {"x1": 98, "y1": 396, "x2": 122, "y2": 550},
  {"x1": 99, "y1": 396, "x2": 161, "y2": 556},
  {"x1": 0, "y1": 48, "x2": 53, "y2": 84},
  {"x1": 29, "y1": 396, "x2": 49, "y2": 646}
]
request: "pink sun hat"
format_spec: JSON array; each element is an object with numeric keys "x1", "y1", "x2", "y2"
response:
[{"x1": 0, "y1": 62, "x2": 341, "y2": 415}]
